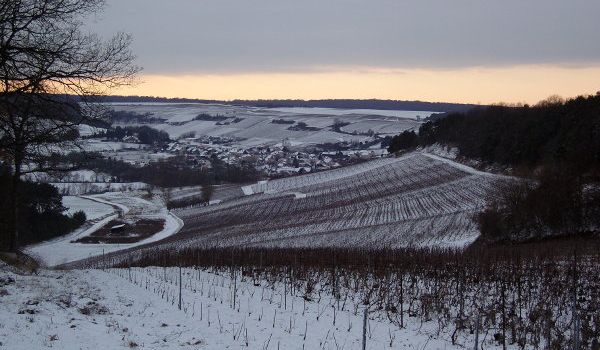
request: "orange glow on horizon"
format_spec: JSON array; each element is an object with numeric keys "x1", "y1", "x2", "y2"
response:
[{"x1": 115, "y1": 65, "x2": 600, "y2": 105}]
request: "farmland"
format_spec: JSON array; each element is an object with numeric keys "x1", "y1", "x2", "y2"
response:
[{"x1": 108, "y1": 103, "x2": 428, "y2": 146}]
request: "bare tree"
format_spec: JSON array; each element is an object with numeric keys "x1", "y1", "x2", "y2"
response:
[
  {"x1": 201, "y1": 182, "x2": 214, "y2": 205},
  {"x1": 0, "y1": 0, "x2": 139, "y2": 251}
]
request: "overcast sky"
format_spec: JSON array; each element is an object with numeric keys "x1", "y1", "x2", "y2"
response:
[{"x1": 90, "y1": 0, "x2": 600, "y2": 103}]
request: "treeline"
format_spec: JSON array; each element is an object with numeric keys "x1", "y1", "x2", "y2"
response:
[
  {"x1": 387, "y1": 93, "x2": 600, "y2": 242},
  {"x1": 95, "y1": 95, "x2": 477, "y2": 113},
  {"x1": 193, "y1": 113, "x2": 228, "y2": 121},
  {"x1": 0, "y1": 166, "x2": 86, "y2": 246},
  {"x1": 231, "y1": 98, "x2": 477, "y2": 112},
  {"x1": 102, "y1": 125, "x2": 170, "y2": 145},
  {"x1": 108, "y1": 110, "x2": 167, "y2": 124},
  {"x1": 65, "y1": 153, "x2": 261, "y2": 188},
  {"x1": 478, "y1": 173, "x2": 600, "y2": 243},
  {"x1": 418, "y1": 94, "x2": 599, "y2": 172},
  {"x1": 97, "y1": 95, "x2": 220, "y2": 105}
]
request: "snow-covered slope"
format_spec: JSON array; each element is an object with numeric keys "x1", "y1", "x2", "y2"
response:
[
  {"x1": 73, "y1": 152, "x2": 505, "y2": 264},
  {"x1": 109, "y1": 103, "x2": 422, "y2": 146},
  {"x1": 165, "y1": 152, "x2": 503, "y2": 250},
  {"x1": 0, "y1": 268, "x2": 205, "y2": 349},
  {"x1": 0, "y1": 265, "x2": 497, "y2": 349}
]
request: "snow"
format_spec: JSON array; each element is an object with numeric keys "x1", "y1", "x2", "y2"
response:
[
  {"x1": 0, "y1": 266, "x2": 498, "y2": 349},
  {"x1": 121, "y1": 152, "x2": 502, "y2": 253},
  {"x1": 423, "y1": 152, "x2": 505, "y2": 178},
  {"x1": 0, "y1": 268, "x2": 207, "y2": 349},
  {"x1": 241, "y1": 185, "x2": 254, "y2": 195},
  {"x1": 81, "y1": 195, "x2": 130, "y2": 215},
  {"x1": 62, "y1": 196, "x2": 114, "y2": 221},
  {"x1": 109, "y1": 103, "x2": 422, "y2": 147},
  {"x1": 81, "y1": 140, "x2": 146, "y2": 152},
  {"x1": 24, "y1": 169, "x2": 110, "y2": 183},
  {"x1": 77, "y1": 124, "x2": 106, "y2": 137},
  {"x1": 25, "y1": 192, "x2": 183, "y2": 267},
  {"x1": 244, "y1": 155, "x2": 408, "y2": 195},
  {"x1": 267, "y1": 107, "x2": 436, "y2": 119}
]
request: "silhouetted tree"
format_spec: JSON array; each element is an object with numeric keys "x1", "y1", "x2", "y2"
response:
[{"x1": 0, "y1": 0, "x2": 139, "y2": 251}]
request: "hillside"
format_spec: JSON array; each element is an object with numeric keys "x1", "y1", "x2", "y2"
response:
[
  {"x1": 173, "y1": 152, "x2": 505, "y2": 249},
  {"x1": 65, "y1": 151, "x2": 506, "y2": 268}
]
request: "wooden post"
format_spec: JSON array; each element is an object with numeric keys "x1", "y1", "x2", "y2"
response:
[
  {"x1": 178, "y1": 266, "x2": 182, "y2": 310},
  {"x1": 362, "y1": 307, "x2": 368, "y2": 350},
  {"x1": 474, "y1": 313, "x2": 480, "y2": 350}
]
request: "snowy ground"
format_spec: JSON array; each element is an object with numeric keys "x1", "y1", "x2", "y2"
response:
[
  {"x1": 0, "y1": 264, "x2": 509, "y2": 349},
  {"x1": 25, "y1": 192, "x2": 183, "y2": 267},
  {"x1": 62, "y1": 196, "x2": 115, "y2": 221},
  {"x1": 0, "y1": 266, "x2": 206, "y2": 349},
  {"x1": 110, "y1": 103, "x2": 422, "y2": 146},
  {"x1": 267, "y1": 107, "x2": 435, "y2": 119}
]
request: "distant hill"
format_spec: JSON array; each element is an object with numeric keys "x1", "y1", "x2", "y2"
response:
[{"x1": 96, "y1": 95, "x2": 478, "y2": 113}]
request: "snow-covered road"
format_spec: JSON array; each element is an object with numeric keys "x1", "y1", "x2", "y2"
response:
[{"x1": 25, "y1": 192, "x2": 183, "y2": 267}]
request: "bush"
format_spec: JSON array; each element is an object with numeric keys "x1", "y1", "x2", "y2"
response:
[
  {"x1": 72, "y1": 211, "x2": 87, "y2": 226},
  {"x1": 478, "y1": 168, "x2": 600, "y2": 242}
]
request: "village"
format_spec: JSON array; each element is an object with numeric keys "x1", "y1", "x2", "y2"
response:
[{"x1": 163, "y1": 135, "x2": 389, "y2": 177}]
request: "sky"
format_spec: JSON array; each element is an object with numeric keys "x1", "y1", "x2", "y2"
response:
[{"x1": 91, "y1": 0, "x2": 600, "y2": 104}]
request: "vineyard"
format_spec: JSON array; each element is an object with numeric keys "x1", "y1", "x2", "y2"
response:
[
  {"x1": 157, "y1": 152, "x2": 503, "y2": 252},
  {"x1": 77, "y1": 241, "x2": 600, "y2": 350},
  {"x1": 58, "y1": 152, "x2": 600, "y2": 349}
]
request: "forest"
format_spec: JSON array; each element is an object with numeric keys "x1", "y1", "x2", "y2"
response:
[
  {"x1": 386, "y1": 94, "x2": 600, "y2": 243},
  {"x1": 414, "y1": 94, "x2": 599, "y2": 173}
]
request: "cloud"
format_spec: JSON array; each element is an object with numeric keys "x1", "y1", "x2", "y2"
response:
[{"x1": 92, "y1": 0, "x2": 600, "y2": 75}]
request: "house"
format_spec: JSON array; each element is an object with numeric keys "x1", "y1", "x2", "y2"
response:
[{"x1": 122, "y1": 135, "x2": 140, "y2": 143}]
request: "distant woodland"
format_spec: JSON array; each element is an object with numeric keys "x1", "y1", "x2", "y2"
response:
[{"x1": 97, "y1": 95, "x2": 477, "y2": 113}]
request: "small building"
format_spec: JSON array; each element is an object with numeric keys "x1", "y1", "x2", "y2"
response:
[{"x1": 110, "y1": 223, "x2": 126, "y2": 234}]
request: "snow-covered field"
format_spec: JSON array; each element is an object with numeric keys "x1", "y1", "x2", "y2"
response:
[
  {"x1": 61, "y1": 196, "x2": 115, "y2": 220},
  {"x1": 0, "y1": 266, "x2": 206, "y2": 349},
  {"x1": 25, "y1": 169, "x2": 112, "y2": 183},
  {"x1": 109, "y1": 103, "x2": 422, "y2": 146},
  {"x1": 78, "y1": 124, "x2": 106, "y2": 137},
  {"x1": 25, "y1": 192, "x2": 183, "y2": 267},
  {"x1": 266, "y1": 106, "x2": 436, "y2": 119}
]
